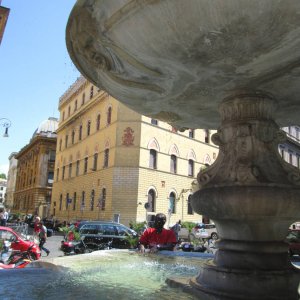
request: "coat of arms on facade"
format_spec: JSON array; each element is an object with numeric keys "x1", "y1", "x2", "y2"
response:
[{"x1": 122, "y1": 127, "x2": 134, "y2": 146}]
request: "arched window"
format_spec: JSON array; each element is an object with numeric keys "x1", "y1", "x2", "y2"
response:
[
  {"x1": 104, "y1": 149, "x2": 109, "y2": 168},
  {"x1": 107, "y1": 107, "x2": 112, "y2": 125},
  {"x1": 204, "y1": 129, "x2": 210, "y2": 143},
  {"x1": 62, "y1": 166, "x2": 65, "y2": 180},
  {"x1": 90, "y1": 189, "x2": 95, "y2": 211},
  {"x1": 93, "y1": 153, "x2": 98, "y2": 171},
  {"x1": 147, "y1": 189, "x2": 156, "y2": 212},
  {"x1": 79, "y1": 125, "x2": 82, "y2": 140},
  {"x1": 66, "y1": 193, "x2": 69, "y2": 210},
  {"x1": 188, "y1": 159, "x2": 194, "y2": 177},
  {"x1": 149, "y1": 149, "x2": 157, "y2": 169},
  {"x1": 73, "y1": 192, "x2": 77, "y2": 211},
  {"x1": 170, "y1": 155, "x2": 177, "y2": 173},
  {"x1": 76, "y1": 160, "x2": 80, "y2": 176},
  {"x1": 151, "y1": 119, "x2": 158, "y2": 125},
  {"x1": 81, "y1": 191, "x2": 85, "y2": 210},
  {"x1": 74, "y1": 100, "x2": 78, "y2": 112},
  {"x1": 87, "y1": 120, "x2": 91, "y2": 136},
  {"x1": 84, "y1": 157, "x2": 88, "y2": 174},
  {"x1": 169, "y1": 192, "x2": 176, "y2": 214},
  {"x1": 72, "y1": 130, "x2": 75, "y2": 144},
  {"x1": 96, "y1": 114, "x2": 101, "y2": 131},
  {"x1": 68, "y1": 163, "x2": 72, "y2": 178},
  {"x1": 59, "y1": 194, "x2": 62, "y2": 211},
  {"x1": 101, "y1": 188, "x2": 106, "y2": 210},
  {"x1": 65, "y1": 135, "x2": 68, "y2": 148},
  {"x1": 82, "y1": 93, "x2": 85, "y2": 106},
  {"x1": 90, "y1": 86, "x2": 94, "y2": 99},
  {"x1": 189, "y1": 129, "x2": 194, "y2": 138}
]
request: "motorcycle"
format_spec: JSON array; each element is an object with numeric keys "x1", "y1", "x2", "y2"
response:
[
  {"x1": 0, "y1": 243, "x2": 38, "y2": 269},
  {"x1": 61, "y1": 236, "x2": 113, "y2": 255}
]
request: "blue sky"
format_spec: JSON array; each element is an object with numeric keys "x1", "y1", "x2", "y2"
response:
[{"x1": 0, "y1": 1, "x2": 79, "y2": 175}]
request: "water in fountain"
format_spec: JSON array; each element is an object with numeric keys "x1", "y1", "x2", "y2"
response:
[{"x1": 0, "y1": 250, "x2": 208, "y2": 300}]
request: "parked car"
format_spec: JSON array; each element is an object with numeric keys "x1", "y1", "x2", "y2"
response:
[
  {"x1": 61, "y1": 221, "x2": 138, "y2": 254},
  {"x1": 0, "y1": 226, "x2": 41, "y2": 260},
  {"x1": 286, "y1": 229, "x2": 300, "y2": 256},
  {"x1": 178, "y1": 223, "x2": 218, "y2": 241}
]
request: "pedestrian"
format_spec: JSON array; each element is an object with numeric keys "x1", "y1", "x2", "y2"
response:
[
  {"x1": 0, "y1": 208, "x2": 5, "y2": 226},
  {"x1": 171, "y1": 220, "x2": 181, "y2": 242},
  {"x1": 138, "y1": 213, "x2": 177, "y2": 253},
  {"x1": 33, "y1": 216, "x2": 41, "y2": 240},
  {"x1": 38, "y1": 221, "x2": 50, "y2": 256},
  {"x1": 0, "y1": 209, "x2": 8, "y2": 226}
]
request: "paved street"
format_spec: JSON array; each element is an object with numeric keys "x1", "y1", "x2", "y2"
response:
[
  {"x1": 41, "y1": 233, "x2": 65, "y2": 259},
  {"x1": 27, "y1": 227, "x2": 65, "y2": 259}
]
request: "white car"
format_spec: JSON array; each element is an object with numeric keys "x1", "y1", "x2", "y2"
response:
[
  {"x1": 191, "y1": 223, "x2": 218, "y2": 240},
  {"x1": 178, "y1": 223, "x2": 218, "y2": 241}
]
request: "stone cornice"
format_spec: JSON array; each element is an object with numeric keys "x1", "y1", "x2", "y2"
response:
[
  {"x1": 59, "y1": 76, "x2": 87, "y2": 108},
  {"x1": 16, "y1": 136, "x2": 57, "y2": 159},
  {"x1": 56, "y1": 91, "x2": 109, "y2": 133}
]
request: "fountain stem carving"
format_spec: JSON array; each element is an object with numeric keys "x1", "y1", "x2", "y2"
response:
[{"x1": 192, "y1": 93, "x2": 300, "y2": 299}]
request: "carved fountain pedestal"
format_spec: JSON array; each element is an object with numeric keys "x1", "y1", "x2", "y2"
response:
[{"x1": 190, "y1": 93, "x2": 300, "y2": 299}]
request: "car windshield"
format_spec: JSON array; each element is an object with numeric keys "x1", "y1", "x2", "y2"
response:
[{"x1": 0, "y1": 229, "x2": 18, "y2": 242}]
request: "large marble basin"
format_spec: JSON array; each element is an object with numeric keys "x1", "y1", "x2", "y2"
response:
[{"x1": 67, "y1": 0, "x2": 300, "y2": 129}]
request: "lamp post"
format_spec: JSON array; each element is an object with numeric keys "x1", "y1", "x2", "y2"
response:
[{"x1": 0, "y1": 118, "x2": 11, "y2": 137}]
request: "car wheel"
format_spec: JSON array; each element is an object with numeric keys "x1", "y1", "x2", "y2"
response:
[{"x1": 211, "y1": 232, "x2": 218, "y2": 240}]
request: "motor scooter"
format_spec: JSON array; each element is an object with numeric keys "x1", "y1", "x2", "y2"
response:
[
  {"x1": 61, "y1": 236, "x2": 113, "y2": 255},
  {"x1": 0, "y1": 243, "x2": 37, "y2": 269}
]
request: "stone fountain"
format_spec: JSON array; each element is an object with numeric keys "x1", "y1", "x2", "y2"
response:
[{"x1": 66, "y1": 1, "x2": 300, "y2": 299}]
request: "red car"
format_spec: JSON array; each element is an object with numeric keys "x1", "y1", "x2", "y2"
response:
[
  {"x1": 0, "y1": 226, "x2": 41, "y2": 260},
  {"x1": 286, "y1": 229, "x2": 300, "y2": 256}
]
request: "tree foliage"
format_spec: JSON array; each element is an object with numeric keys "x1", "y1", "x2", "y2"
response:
[{"x1": 0, "y1": 173, "x2": 7, "y2": 179}]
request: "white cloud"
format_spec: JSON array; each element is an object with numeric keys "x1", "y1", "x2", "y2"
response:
[{"x1": 0, "y1": 164, "x2": 9, "y2": 175}]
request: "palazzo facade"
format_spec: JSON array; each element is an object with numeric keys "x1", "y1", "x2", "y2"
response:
[{"x1": 51, "y1": 77, "x2": 219, "y2": 227}]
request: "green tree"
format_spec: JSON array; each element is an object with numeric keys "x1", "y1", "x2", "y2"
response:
[{"x1": 0, "y1": 173, "x2": 7, "y2": 179}]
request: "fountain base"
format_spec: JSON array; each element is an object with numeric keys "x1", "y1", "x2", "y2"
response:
[{"x1": 192, "y1": 260, "x2": 299, "y2": 300}]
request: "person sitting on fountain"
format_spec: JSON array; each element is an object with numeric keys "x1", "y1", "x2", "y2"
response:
[{"x1": 138, "y1": 213, "x2": 177, "y2": 253}]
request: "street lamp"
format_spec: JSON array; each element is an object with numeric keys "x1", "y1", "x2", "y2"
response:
[{"x1": 0, "y1": 118, "x2": 11, "y2": 137}]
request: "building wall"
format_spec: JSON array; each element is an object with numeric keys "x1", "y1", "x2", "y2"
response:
[
  {"x1": 0, "y1": 179, "x2": 7, "y2": 207},
  {"x1": 51, "y1": 77, "x2": 219, "y2": 227},
  {"x1": 5, "y1": 152, "x2": 18, "y2": 209},
  {"x1": 13, "y1": 136, "x2": 56, "y2": 218},
  {"x1": 279, "y1": 126, "x2": 300, "y2": 168}
]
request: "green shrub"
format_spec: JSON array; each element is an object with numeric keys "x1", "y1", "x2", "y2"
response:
[
  {"x1": 59, "y1": 226, "x2": 80, "y2": 241},
  {"x1": 125, "y1": 235, "x2": 139, "y2": 249},
  {"x1": 181, "y1": 221, "x2": 196, "y2": 233},
  {"x1": 129, "y1": 221, "x2": 146, "y2": 235}
]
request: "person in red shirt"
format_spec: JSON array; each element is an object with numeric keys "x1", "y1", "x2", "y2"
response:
[
  {"x1": 139, "y1": 213, "x2": 177, "y2": 253},
  {"x1": 33, "y1": 216, "x2": 41, "y2": 240}
]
